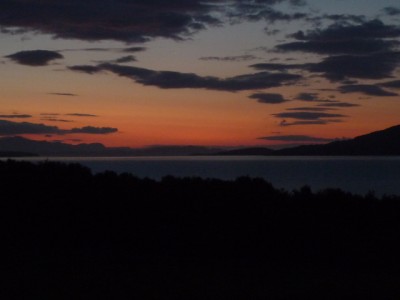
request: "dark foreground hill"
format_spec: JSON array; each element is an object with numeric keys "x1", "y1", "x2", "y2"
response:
[
  {"x1": 3, "y1": 160, "x2": 400, "y2": 299},
  {"x1": 220, "y1": 124, "x2": 400, "y2": 156}
]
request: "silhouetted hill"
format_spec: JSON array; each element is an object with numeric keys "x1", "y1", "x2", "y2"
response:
[
  {"x1": 2, "y1": 125, "x2": 400, "y2": 157},
  {"x1": 2, "y1": 159, "x2": 400, "y2": 299},
  {"x1": 219, "y1": 125, "x2": 400, "y2": 156},
  {"x1": 0, "y1": 136, "x2": 108, "y2": 156},
  {"x1": 216, "y1": 147, "x2": 274, "y2": 155},
  {"x1": 0, "y1": 136, "x2": 222, "y2": 156},
  {"x1": 277, "y1": 124, "x2": 400, "y2": 155}
]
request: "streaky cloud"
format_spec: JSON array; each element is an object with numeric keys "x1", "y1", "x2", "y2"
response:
[
  {"x1": 279, "y1": 120, "x2": 337, "y2": 126},
  {"x1": 380, "y1": 80, "x2": 400, "y2": 89},
  {"x1": 68, "y1": 63, "x2": 302, "y2": 92},
  {"x1": 49, "y1": 93, "x2": 78, "y2": 97},
  {"x1": 0, "y1": 119, "x2": 62, "y2": 135},
  {"x1": 0, "y1": 120, "x2": 117, "y2": 135},
  {"x1": 123, "y1": 47, "x2": 147, "y2": 53},
  {"x1": 114, "y1": 55, "x2": 137, "y2": 63},
  {"x1": 249, "y1": 93, "x2": 288, "y2": 104},
  {"x1": 275, "y1": 39, "x2": 399, "y2": 55},
  {"x1": 199, "y1": 55, "x2": 259, "y2": 62},
  {"x1": 250, "y1": 62, "x2": 303, "y2": 71},
  {"x1": 66, "y1": 113, "x2": 98, "y2": 117},
  {"x1": 307, "y1": 52, "x2": 400, "y2": 81},
  {"x1": 41, "y1": 117, "x2": 73, "y2": 123},
  {"x1": 277, "y1": 20, "x2": 400, "y2": 55},
  {"x1": 250, "y1": 52, "x2": 400, "y2": 81},
  {"x1": 295, "y1": 92, "x2": 319, "y2": 101},
  {"x1": 68, "y1": 65, "x2": 102, "y2": 74},
  {"x1": 273, "y1": 112, "x2": 346, "y2": 120},
  {"x1": 317, "y1": 102, "x2": 360, "y2": 108},
  {"x1": 286, "y1": 107, "x2": 334, "y2": 111},
  {"x1": 258, "y1": 135, "x2": 334, "y2": 142},
  {"x1": 69, "y1": 126, "x2": 117, "y2": 134},
  {"x1": 0, "y1": 114, "x2": 32, "y2": 119},
  {"x1": 339, "y1": 84, "x2": 398, "y2": 96}
]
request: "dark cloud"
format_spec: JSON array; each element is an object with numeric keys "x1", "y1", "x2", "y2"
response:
[
  {"x1": 339, "y1": 84, "x2": 398, "y2": 96},
  {"x1": 0, "y1": 114, "x2": 32, "y2": 119},
  {"x1": 307, "y1": 52, "x2": 400, "y2": 81},
  {"x1": 276, "y1": 20, "x2": 400, "y2": 55},
  {"x1": 199, "y1": 55, "x2": 259, "y2": 62},
  {"x1": 5, "y1": 50, "x2": 63, "y2": 66},
  {"x1": 249, "y1": 93, "x2": 288, "y2": 104},
  {"x1": 279, "y1": 120, "x2": 335, "y2": 126},
  {"x1": 258, "y1": 135, "x2": 334, "y2": 142},
  {"x1": 275, "y1": 39, "x2": 398, "y2": 55},
  {"x1": 268, "y1": 19, "x2": 400, "y2": 81},
  {"x1": 0, "y1": 120, "x2": 62, "y2": 135},
  {"x1": 69, "y1": 63, "x2": 302, "y2": 91},
  {"x1": 61, "y1": 47, "x2": 147, "y2": 53},
  {"x1": 250, "y1": 62, "x2": 302, "y2": 71},
  {"x1": 295, "y1": 92, "x2": 319, "y2": 101},
  {"x1": 273, "y1": 112, "x2": 346, "y2": 120},
  {"x1": 61, "y1": 48, "x2": 112, "y2": 52},
  {"x1": 69, "y1": 126, "x2": 118, "y2": 134},
  {"x1": 41, "y1": 117, "x2": 73, "y2": 123},
  {"x1": 383, "y1": 7, "x2": 400, "y2": 16},
  {"x1": 286, "y1": 107, "x2": 334, "y2": 111},
  {"x1": 317, "y1": 102, "x2": 360, "y2": 108},
  {"x1": 380, "y1": 80, "x2": 400, "y2": 89},
  {"x1": 0, "y1": 120, "x2": 117, "y2": 135},
  {"x1": 99, "y1": 55, "x2": 137, "y2": 64},
  {"x1": 66, "y1": 113, "x2": 98, "y2": 117},
  {"x1": 228, "y1": 0, "x2": 307, "y2": 24},
  {"x1": 251, "y1": 51, "x2": 400, "y2": 81},
  {"x1": 68, "y1": 65, "x2": 102, "y2": 74},
  {"x1": 49, "y1": 93, "x2": 77, "y2": 97},
  {"x1": 0, "y1": 1, "x2": 305, "y2": 43},
  {"x1": 273, "y1": 109, "x2": 347, "y2": 126},
  {"x1": 114, "y1": 55, "x2": 137, "y2": 63},
  {"x1": 239, "y1": 9, "x2": 307, "y2": 24},
  {"x1": 293, "y1": 93, "x2": 336, "y2": 103},
  {"x1": 316, "y1": 14, "x2": 366, "y2": 24},
  {"x1": 295, "y1": 19, "x2": 400, "y2": 40}
]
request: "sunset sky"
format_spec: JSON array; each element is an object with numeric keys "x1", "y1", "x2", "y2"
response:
[{"x1": 1, "y1": 0, "x2": 400, "y2": 148}]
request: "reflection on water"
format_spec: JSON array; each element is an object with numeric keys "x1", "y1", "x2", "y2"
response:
[{"x1": 4, "y1": 156, "x2": 400, "y2": 195}]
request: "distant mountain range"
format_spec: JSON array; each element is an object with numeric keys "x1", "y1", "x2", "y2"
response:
[
  {"x1": 219, "y1": 124, "x2": 400, "y2": 156},
  {"x1": 0, "y1": 136, "x2": 222, "y2": 157},
  {"x1": 0, "y1": 125, "x2": 400, "y2": 156}
]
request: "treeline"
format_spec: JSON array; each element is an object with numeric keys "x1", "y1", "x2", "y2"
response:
[{"x1": 2, "y1": 160, "x2": 400, "y2": 299}]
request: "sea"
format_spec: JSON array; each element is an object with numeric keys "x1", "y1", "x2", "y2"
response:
[{"x1": 6, "y1": 156, "x2": 400, "y2": 196}]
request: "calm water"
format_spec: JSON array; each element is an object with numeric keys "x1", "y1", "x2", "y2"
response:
[{"x1": 6, "y1": 156, "x2": 400, "y2": 195}]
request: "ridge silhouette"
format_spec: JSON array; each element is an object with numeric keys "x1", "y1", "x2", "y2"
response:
[
  {"x1": 221, "y1": 124, "x2": 400, "y2": 156},
  {"x1": 1, "y1": 124, "x2": 400, "y2": 157}
]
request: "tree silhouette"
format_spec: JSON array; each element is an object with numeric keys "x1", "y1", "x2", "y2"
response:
[{"x1": 2, "y1": 159, "x2": 400, "y2": 299}]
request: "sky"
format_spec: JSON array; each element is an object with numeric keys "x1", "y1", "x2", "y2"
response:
[{"x1": 0, "y1": 0, "x2": 399, "y2": 149}]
